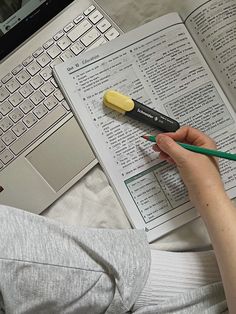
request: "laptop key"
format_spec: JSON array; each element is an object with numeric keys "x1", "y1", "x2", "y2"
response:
[
  {"x1": 87, "y1": 37, "x2": 107, "y2": 51},
  {"x1": 0, "y1": 117, "x2": 13, "y2": 132},
  {"x1": 0, "y1": 149, "x2": 14, "y2": 164},
  {"x1": 8, "y1": 92, "x2": 24, "y2": 107},
  {"x1": 0, "y1": 101, "x2": 13, "y2": 116},
  {"x1": 70, "y1": 42, "x2": 84, "y2": 55},
  {"x1": 26, "y1": 62, "x2": 41, "y2": 76},
  {"x1": 10, "y1": 105, "x2": 67, "y2": 155},
  {"x1": 30, "y1": 91, "x2": 45, "y2": 105},
  {"x1": 0, "y1": 140, "x2": 5, "y2": 152},
  {"x1": 19, "y1": 99, "x2": 35, "y2": 114},
  {"x1": 53, "y1": 30, "x2": 64, "y2": 41},
  {"x1": 88, "y1": 10, "x2": 103, "y2": 24},
  {"x1": 40, "y1": 68, "x2": 52, "y2": 82},
  {"x1": 44, "y1": 96, "x2": 58, "y2": 110},
  {"x1": 30, "y1": 75, "x2": 44, "y2": 89},
  {"x1": 19, "y1": 83, "x2": 34, "y2": 98},
  {"x1": 84, "y1": 5, "x2": 95, "y2": 16},
  {"x1": 9, "y1": 108, "x2": 24, "y2": 123},
  {"x1": 43, "y1": 38, "x2": 54, "y2": 50},
  {"x1": 81, "y1": 29, "x2": 100, "y2": 47},
  {"x1": 74, "y1": 15, "x2": 84, "y2": 24},
  {"x1": 1, "y1": 131, "x2": 16, "y2": 146},
  {"x1": 50, "y1": 59, "x2": 62, "y2": 68},
  {"x1": 33, "y1": 104, "x2": 48, "y2": 119},
  {"x1": 23, "y1": 113, "x2": 37, "y2": 128},
  {"x1": 12, "y1": 64, "x2": 24, "y2": 76},
  {"x1": 37, "y1": 53, "x2": 51, "y2": 67},
  {"x1": 1, "y1": 73, "x2": 13, "y2": 84},
  {"x1": 54, "y1": 90, "x2": 64, "y2": 102},
  {"x1": 105, "y1": 28, "x2": 120, "y2": 41},
  {"x1": 62, "y1": 100, "x2": 70, "y2": 111},
  {"x1": 41, "y1": 82, "x2": 55, "y2": 97},
  {"x1": 97, "y1": 19, "x2": 111, "y2": 33},
  {"x1": 50, "y1": 78, "x2": 58, "y2": 88},
  {"x1": 67, "y1": 20, "x2": 92, "y2": 42},
  {"x1": 57, "y1": 37, "x2": 71, "y2": 51},
  {"x1": 60, "y1": 50, "x2": 74, "y2": 62},
  {"x1": 33, "y1": 47, "x2": 44, "y2": 58},
  {"x1": 47, "y1": 45, "x2": 61, "y2": 59},
  {"x1": 22, "y1": 55, "x2": 34, "y2": 67},
  {"x1": 5, "y1": 78, "x2": 20, "y2": 93},
  {"x1": 16, "y1": 70, "x2": 31, "y2": 85},
  {"x1": 12, "y1": 121, "x2": 27, "y2": 137},
  {"x1": 0, "y1": 87, "x2": 10, "y2": 102},
  {"x1": 64, "y1": 22, "x2": 74, "y2": 33}
]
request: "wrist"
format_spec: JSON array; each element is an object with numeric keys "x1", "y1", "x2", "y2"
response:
[
  {"x1": 189, "y1": 180, "x2": 226, "y2": 211},
  {"x1": 192, "y1": 185, "x2": 228, "y2": 215}
]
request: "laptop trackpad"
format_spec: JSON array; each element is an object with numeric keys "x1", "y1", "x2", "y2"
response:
[{"x1": 26, "y1": 117, "x2": 95, "y2": 192}]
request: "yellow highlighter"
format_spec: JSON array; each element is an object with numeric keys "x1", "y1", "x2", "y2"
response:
[{"x1": 103, "y1": 90, "x2": 180, "y2": 132}]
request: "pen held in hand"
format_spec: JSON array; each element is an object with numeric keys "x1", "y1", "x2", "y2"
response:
[{"x1": 142, "y1": 135, "x2": 236, "y2": 161}]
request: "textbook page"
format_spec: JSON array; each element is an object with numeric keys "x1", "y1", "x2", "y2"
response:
[
  {"x1": 54, "y1": 13, "x2": 236, "y2": 242},
  {"x1": 180, "y1": 0, "x2": 236, "y2": 111}
]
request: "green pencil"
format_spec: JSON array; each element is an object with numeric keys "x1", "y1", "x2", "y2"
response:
[{"x1": 141, "y1": 135, "x2": 236, "y2": 161}]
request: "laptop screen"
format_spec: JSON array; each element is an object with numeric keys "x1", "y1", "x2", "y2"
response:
[
  {"x1": 0, "y1": 0, "x2": 74, "y2": 61},
  {"x1": 0, "y1": 1, "x2": 47, "y2": 36}
]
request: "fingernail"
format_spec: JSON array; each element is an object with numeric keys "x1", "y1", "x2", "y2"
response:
[{"x1": 152, "y1": 144, "x2": 158, "y2": 151}]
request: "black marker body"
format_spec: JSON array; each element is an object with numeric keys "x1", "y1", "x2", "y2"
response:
[{"x1": 126, "y1": 99, "x2": 180, "y2": 132}]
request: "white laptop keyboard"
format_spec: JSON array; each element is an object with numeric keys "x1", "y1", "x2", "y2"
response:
[{"x1": 0, "y1": 5, "x2": 120, "y2": 171}]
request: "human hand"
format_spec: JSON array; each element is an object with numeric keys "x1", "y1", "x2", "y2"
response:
[{"x1": 153, "y1": 126, "x2": 225, "y2": 206}]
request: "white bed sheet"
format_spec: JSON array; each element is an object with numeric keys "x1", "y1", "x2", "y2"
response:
[{"x1": 43, "y1": 0, "x2": 214, "y2": 251}]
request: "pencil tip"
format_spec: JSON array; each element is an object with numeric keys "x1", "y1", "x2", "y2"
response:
[{"x1": 141, "y1": 135, "x2": 148, "y2": 140}]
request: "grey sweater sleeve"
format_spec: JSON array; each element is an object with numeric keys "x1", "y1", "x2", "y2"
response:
[{"x1": 0, "y1": 205, "x2": 150, "y2": 314}]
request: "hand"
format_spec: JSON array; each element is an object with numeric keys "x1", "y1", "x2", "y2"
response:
[
  {"x1": 153, "y1": 126, "x2": 224, "y2": 206},
  {"x1": 154, "y1": 127, "x2": 236, "y2": 312}
]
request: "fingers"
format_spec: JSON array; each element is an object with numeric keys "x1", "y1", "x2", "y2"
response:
[
  {"x1": 156, "y1": 134, "x2": 190, "y2": 165},
  {"x1": 160, "y1": 126, "x2": 217, "y2": 149},
  {"x1": 152, "y1": 144, "x2": 160, "y2": 152},
  {"x1": 153, "y1": 144, "x2": 175, "y2": 164},
  {"x1": 152, "y1": 126, "x2": 217, "y2": 166}
]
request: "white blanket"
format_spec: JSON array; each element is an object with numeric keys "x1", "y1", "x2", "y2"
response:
[{"x1": 44, "y1": 0, "x2": 213, "y2": 251}]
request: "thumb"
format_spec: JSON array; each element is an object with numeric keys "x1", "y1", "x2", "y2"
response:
[{"x1": 157, "y1": 135, "x2": 188, "y2": 164}]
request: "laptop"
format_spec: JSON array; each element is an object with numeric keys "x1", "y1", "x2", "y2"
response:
[{"x1": 0, "y1": 0, "x2": 122, "y2": 214}]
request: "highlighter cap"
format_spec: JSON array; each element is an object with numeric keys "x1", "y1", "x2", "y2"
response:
[{"x1": 103, "y1": 90, "x2": 134, "y2": 114}]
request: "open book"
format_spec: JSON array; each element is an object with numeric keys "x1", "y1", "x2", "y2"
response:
[{"x1": 54, "y1": 0, "x2": 236, "y2": 242}]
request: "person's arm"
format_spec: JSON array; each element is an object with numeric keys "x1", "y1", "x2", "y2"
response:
[{"x1": 153, "y1": 126, "x2": 236, "y2": 312}]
